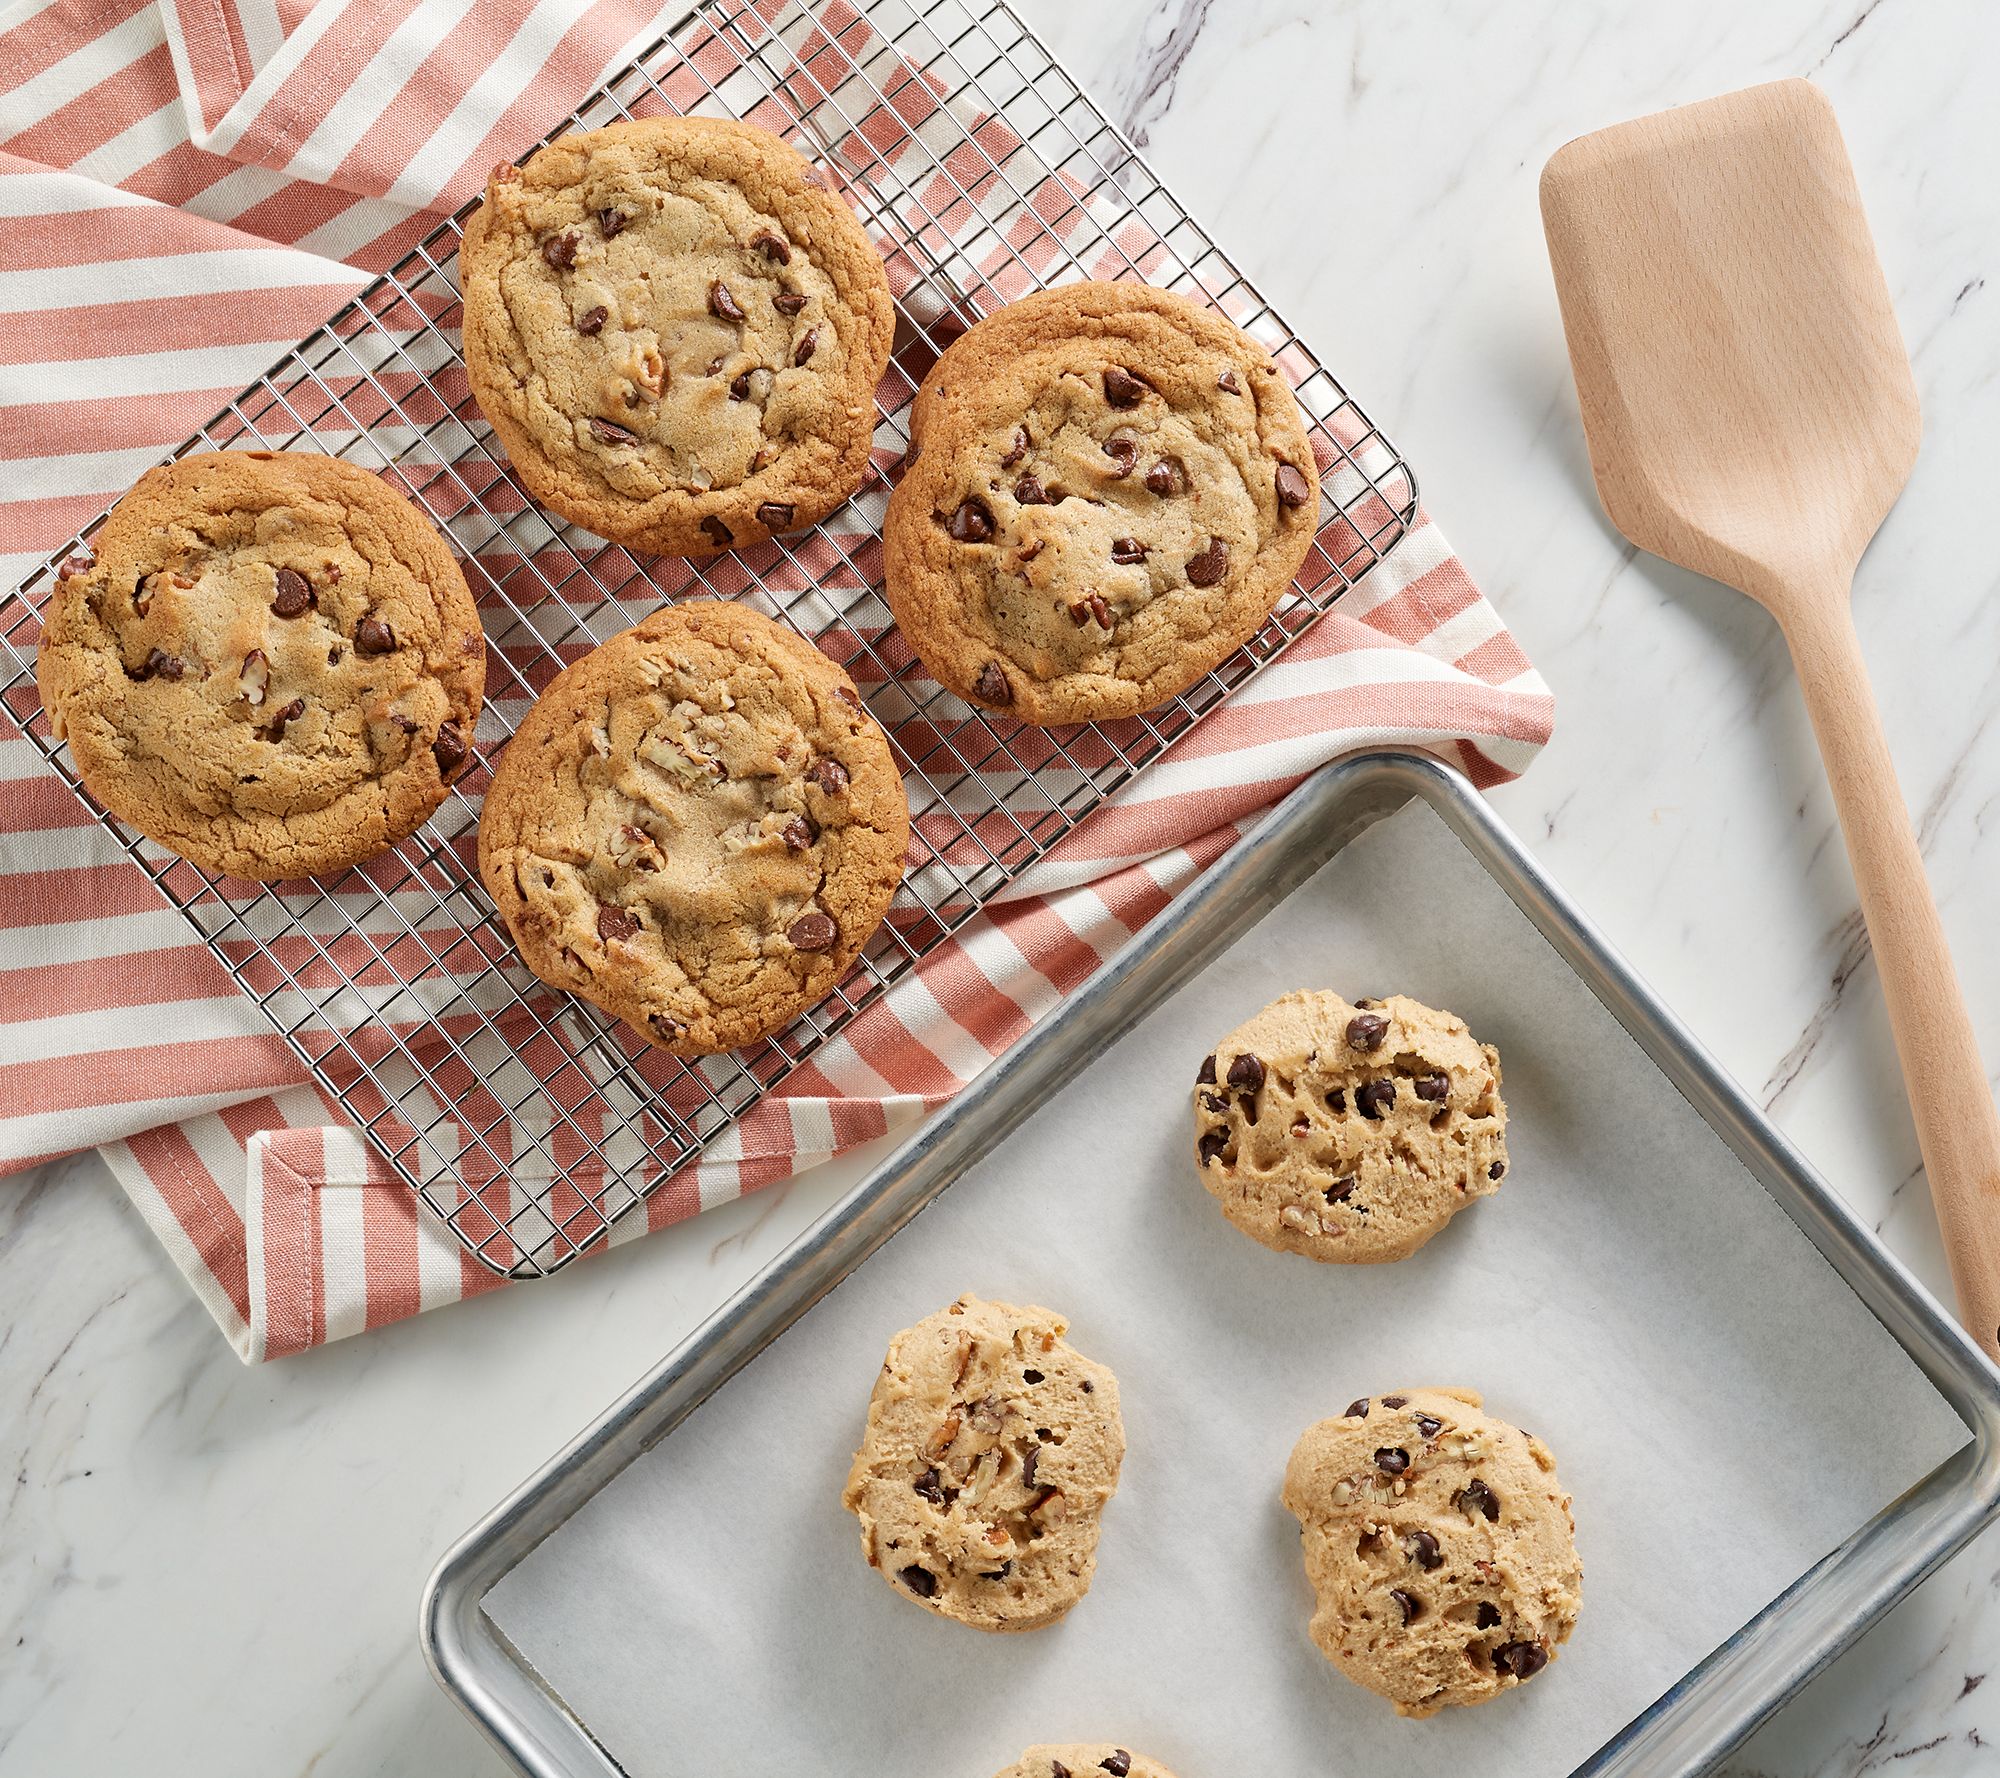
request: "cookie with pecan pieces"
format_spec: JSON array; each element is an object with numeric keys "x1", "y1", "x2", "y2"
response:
[
  {"x1": 460, "y1": 116, "x2": 893, "y2": 557},
  {"x1": 36, "y1": 450, "x2": 484, "y2": 880},
  {"x1": 1283, "y1": 1388, "x2": 1581, "y2": 1717},
  {"x1": 842, "y1": 1294, "x2": 1125, "y2": 1632},
  {"x1": 1194, "y1": 991, "x2": 1508, "y2": 1263},
  {"x1": 476, "y1": 601, "x2": 907, "y2": 1056},
  {"x1": 883, "y1": 281, "x2": 1319, "y2": 724}
]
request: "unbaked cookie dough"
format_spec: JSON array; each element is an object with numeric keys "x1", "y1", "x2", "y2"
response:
[
  {"x1": 842, "y1": 1294, "x2": 1125, "y2": 1632},
  {"x1": 1282, "y1": 1387, "x2": 1581, "y2": 1717},
  {"x1": 1193, "y1": 990, "x2": 1508, "y2": 1263}
]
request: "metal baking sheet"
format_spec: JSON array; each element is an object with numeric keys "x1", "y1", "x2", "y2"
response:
[{"x1": 424, "y1": 752, "x2": 2000, "y2": 1778}]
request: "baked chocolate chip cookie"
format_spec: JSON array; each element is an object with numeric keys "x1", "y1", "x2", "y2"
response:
[
  {"x1": 1194, "y1": 991, "x2": 1507, "y2": 1263},
  {"x1": 883, "y1": 281, "x2": 1318, "y2": 724},
  {"x1": 993, "y1": 1749, "x2": 1176, "y2": 1778},
  {"x1": 477, "y1": 601, "x2": 907, "y2": 1055},
  {"x1": 1283, "y1": 1388, "x2": 1581, "y2": 1718},
  {"x1": 35, "y1": 450, "x2": 484, "y2": 880},
  {"x1": 460, "y1": 116, "x2": 893, "y2": 557},
  {"x1": 841, "y1": 1294, "x2": 1126, "y2": 1633}
]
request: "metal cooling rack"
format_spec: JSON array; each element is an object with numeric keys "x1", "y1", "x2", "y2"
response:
[{"x1": 0, "y1": 0, "x2": 1417, "y2": 1279}]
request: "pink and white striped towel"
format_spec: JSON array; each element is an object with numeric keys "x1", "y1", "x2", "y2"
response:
[{"x1": 0, "y1": 0, "x2": 1555, "y2": 1361}]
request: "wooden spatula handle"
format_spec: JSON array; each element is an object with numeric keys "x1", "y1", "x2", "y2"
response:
[{"x1": 1781, "y1": 582, "x2": 2000, "y2": 1362}]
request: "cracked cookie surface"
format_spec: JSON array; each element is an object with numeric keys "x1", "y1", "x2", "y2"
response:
[
  {"x1": 993, "y1": 1748, "x2": 1178, "y2": 1778},
  {"x1": 1193, "y1": 991, "x2": 1507, "y2": 1264},
  {"x1": 460, "y1": 116, "x2": 893, "y2": 558},
  {"x1": 36, "y1": 450, "x2": 484, "y2": 880},
  {"x1": 841, "y1": 1294, "x2": 1125, "y2": 1633},
  {"x1": 883, "y1": 281, "x2": 1318, "y2": 725},
  {"x1": 1283, "y1": 1388, "x2": 1581, "y2": 1718},
  {"x1": 477, "y1": 601, "x2": 906, "y2": 1056}
]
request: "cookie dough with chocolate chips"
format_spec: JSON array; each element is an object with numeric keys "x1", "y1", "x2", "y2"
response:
[
  {"x1": 460, "y1": 117, "x2": 893, "y2": 557},
  {"x1": 477, "y1": 602, "x2": 907, "y2": 1055},
  {"x1": 1193, "y1": 990, "x2": 1507, "y2": 1263},
  {"x1": 36, "y1": 450, "x2": 484, "y2": 880},
  {"x1": 992, "y1": 1748, "x2": 1177, "y2": 1778},
  {"x1": 883, "y1": 281, "x2": 1319, "y2": 725},
  {"x1": 1283, "y1": 1388, "x2": 1581, "y2": 1718},
  {"x1": 841, "y1": 1294, "x2": 1125, "y2": 1633}
]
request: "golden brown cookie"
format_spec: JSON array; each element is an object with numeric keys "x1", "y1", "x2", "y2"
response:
[
  {"x1": 477, "y1": 601, "x2": 907, "y2": 1055},
  {"x1": 992, "y1": 1749, "x2": 1177, "y2": 1778},
  {"x1": 460, "y1": 117, "x2": 893, "y2": 557},
  {"x1": 35, "y1": 450, "x2": 484, "y2": 880},
  {"x1": 842, "y1": 1294, "x2": 1126, "y2": 1633},
  {"x1": 1283, "y1": 1388, "x2": 1582, "y2": 1718},
  {"x1": 883, "y1": 281, "x2": 1318, "y2": 725},
  {"x1": 1193, "y1": 991, "x2": 1508, "y2": 1263}
]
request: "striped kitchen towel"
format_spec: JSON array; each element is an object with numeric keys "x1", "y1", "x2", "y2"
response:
[{"x1": 0, "y1": 0, "x2": 1555, "y2": 1361}]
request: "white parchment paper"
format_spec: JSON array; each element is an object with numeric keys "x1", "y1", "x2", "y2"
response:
[{"x1": 484, "y1": 799, "x2": 1968, "y2": 1777}]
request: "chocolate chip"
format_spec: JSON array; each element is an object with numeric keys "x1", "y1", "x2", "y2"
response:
[
  {"x1": 1197, "y1": 1128, "x2": 1230, "y2": 1167},
  {"x1": 270, "y1": 568, "x2": 313, "y2": 617},
  {"x1": 729, "y1": 371, "x2": 753, "y2": 401},
  {"x1": 1185, "y1": 536, "x2": 1229, "y2": 586},
  {"x1": 1489, "y1": 1160, "x2": 1506, "y2": 1180},
  {"x1": 1414, "y1": 1072, "x2": 1449, "y2": 1101},
  {"x1": 1051, "y1": 1765, "x2": 1071, "y2": 1778},
  {"x1": 1275, "y1": 461, "x2": 1313, "y2": 507},
  {"x1": 1405, "y1": 1530, "x2": 1442, "y2": 1570},
  {"x1": 694, "y1": 516, "x2": 731, "y2": 551},
  {"x1": 1023, "y1": 1368, "x2": 1043, "y2": 1384},
  {"x1": 973, "y1": 661, "x2": 1011, "y2": 705},
  {"x1": 260, "y1": 696, "x2": 305, "y2": 742},
  {"x1": 1217, "y1": 369, "x2": 1241, "y2": 392},
  {"x1": 781, "y1": 815, "x2": 816, "y2": 851},
  {"x1": 756, "y1": 502, "x2": 796, "y2": 530},
  {"x1": 597, "y1": 904, "x2": 640, "y2": 942},
  {"x1": 1391, "y1": 1587, "x2": 1424, "y2": 1624},
  {"x1": 1415, "y1": 1413, "x2": 1443, "y2": 1439},
  {"x1": 981, "y1": 1560, "x2": 1013, "y2": 1580},
  {"x1": 1110, "y1": 537, "x2": 1148, "y2": 565},
  {"x1": 1196, "y1": 1054, "x2": 1217, "y2": 1085},
  {"x1": 1014, "y1": 473, "x2": 1049, "y2": 505},
  {"x1": 1200, "y1": 1093, "x2": 1228, "y2": 1114},
  {"x1": 1101, "y1": 434, "x2": 1137, "y2": 477},
  {"x1": 588, "y1": 416, "x2": 639, "y2": 445},
  {"x1": 647, "y1": 1012, "x2": 683, "y2": 1044},
  {"x1": 772, "y1": 290, "x2": 807, "y2": 316},
  {"x1": 1346, "y1": 1012, "x2": 1388, "y2": 1051},
  {"x1": 1021, "y1": 1447, "x2": 1039, "y2": 1489},
  {"x1": 1345, "y1": 1398, "x2": 1370, "y2": 1418},
  {"x1": 788, "y1": 911, "x2": 837, "y2": 951},
  {"x1": 137, "y1": 647, "x2": 185, "y2": 682},
  {"x1": 1357, "y1": 1079, "x2": 1397, "y2": 1119},
  {"x1": 1375, "y1": 1446, "x2": 1410, "y2": 1475},
  {"x1": 1327, "y1": 1088, "x2": 1347, "y2": 1113},
  {"x1": 432, "y1": 719, "x2": 468, "y2": 778},
  {"x1": 355, "y1": 616, "x2": 396, "y2": 655},
  {"x1": 1103, "y1": 367, "x2": 1146, "y2": 407},
  {"x1": 897, "y1": 1564, "x2": 937, "y2": 1598},
  {"x1": 1477, "y1": 1601, "x2": 1503, "y2": 1628},
  {"x1": 1225, "y1": 1053, "x2": 1265, "y2": 1092},
  {"x1": 1001, "y1": 426, "x2": 1029, "y2": 467},
  {"x1": 577, "y1": 304, "x2": 608, "y2": 336},
  {"x1": 540, "y1": 232, "x2": 579, "y2": 270},
  {"x1": 597, "y1": 207, "x2": 628, "y2": 237},
  {"x1": 810, "y1": 756, "x2": 849, "y2": 795},
  {"x1": 947, "y1": 498, "x2": 994, "y2": 542},
  {"x1": 1101, "y1": 1755, "x2": 1132, "y2": 1778},
  {"x1": 793, "y1": 326, "x2": 819, "y2": 366},
  {"x1": 750, "y1": 229, "x2": 790, "y2": 263},
  {"x1": 1079, "y1": 1379, "x2": 1093, "y2": 1393},
  {"x1": 912, "y1": 1467, "x2": 945, "y2": 1503},
  {"x1": 1145, "y1": 456, "x2": 1187, "y2": 496},
  {"x1": 709, "y1": 279, "x2": 746, "y2": 322},
  {"x1": 1494, "y1": 1640, "x2": 1548, "y2": 1680},
  {"x1": 1459, "y1": 1478, "x2": 1500, "y2": 1522},
  {"x1": 1381, "y1": 1395, "x2": 1408, "y2": 1408},
  {"x1": 1324, "y1": 1175, "x2": 1356, "y2": 1203}
]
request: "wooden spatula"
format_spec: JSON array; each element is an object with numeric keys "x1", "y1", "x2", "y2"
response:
[{"x1": 1541, "y1": 78, "x2": 2000, "y2": 1364}]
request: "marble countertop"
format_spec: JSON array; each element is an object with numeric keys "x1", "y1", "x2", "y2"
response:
[{"x1": 5, "y1": 0, "x2": 1999, "y2": 1771}]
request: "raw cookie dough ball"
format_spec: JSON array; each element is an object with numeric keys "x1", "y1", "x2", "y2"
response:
[
  {"x1": 842, "y1": 1294, "x2": 1125, "y2": 1632},
  {"x1": 993, "y1": 1748, "x2": 1178, "y2": 1778},
  {"x1": 1193, "y1": 990, "x2": 1507, "y2": 1263},
  {"x1": 1282, "y1": 1388, "x2": 1581, "y2": 1717}
]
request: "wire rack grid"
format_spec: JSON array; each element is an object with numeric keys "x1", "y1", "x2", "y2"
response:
[{"x1": 0, "y1": 0, "x2": 1418, "y2": 1279}]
